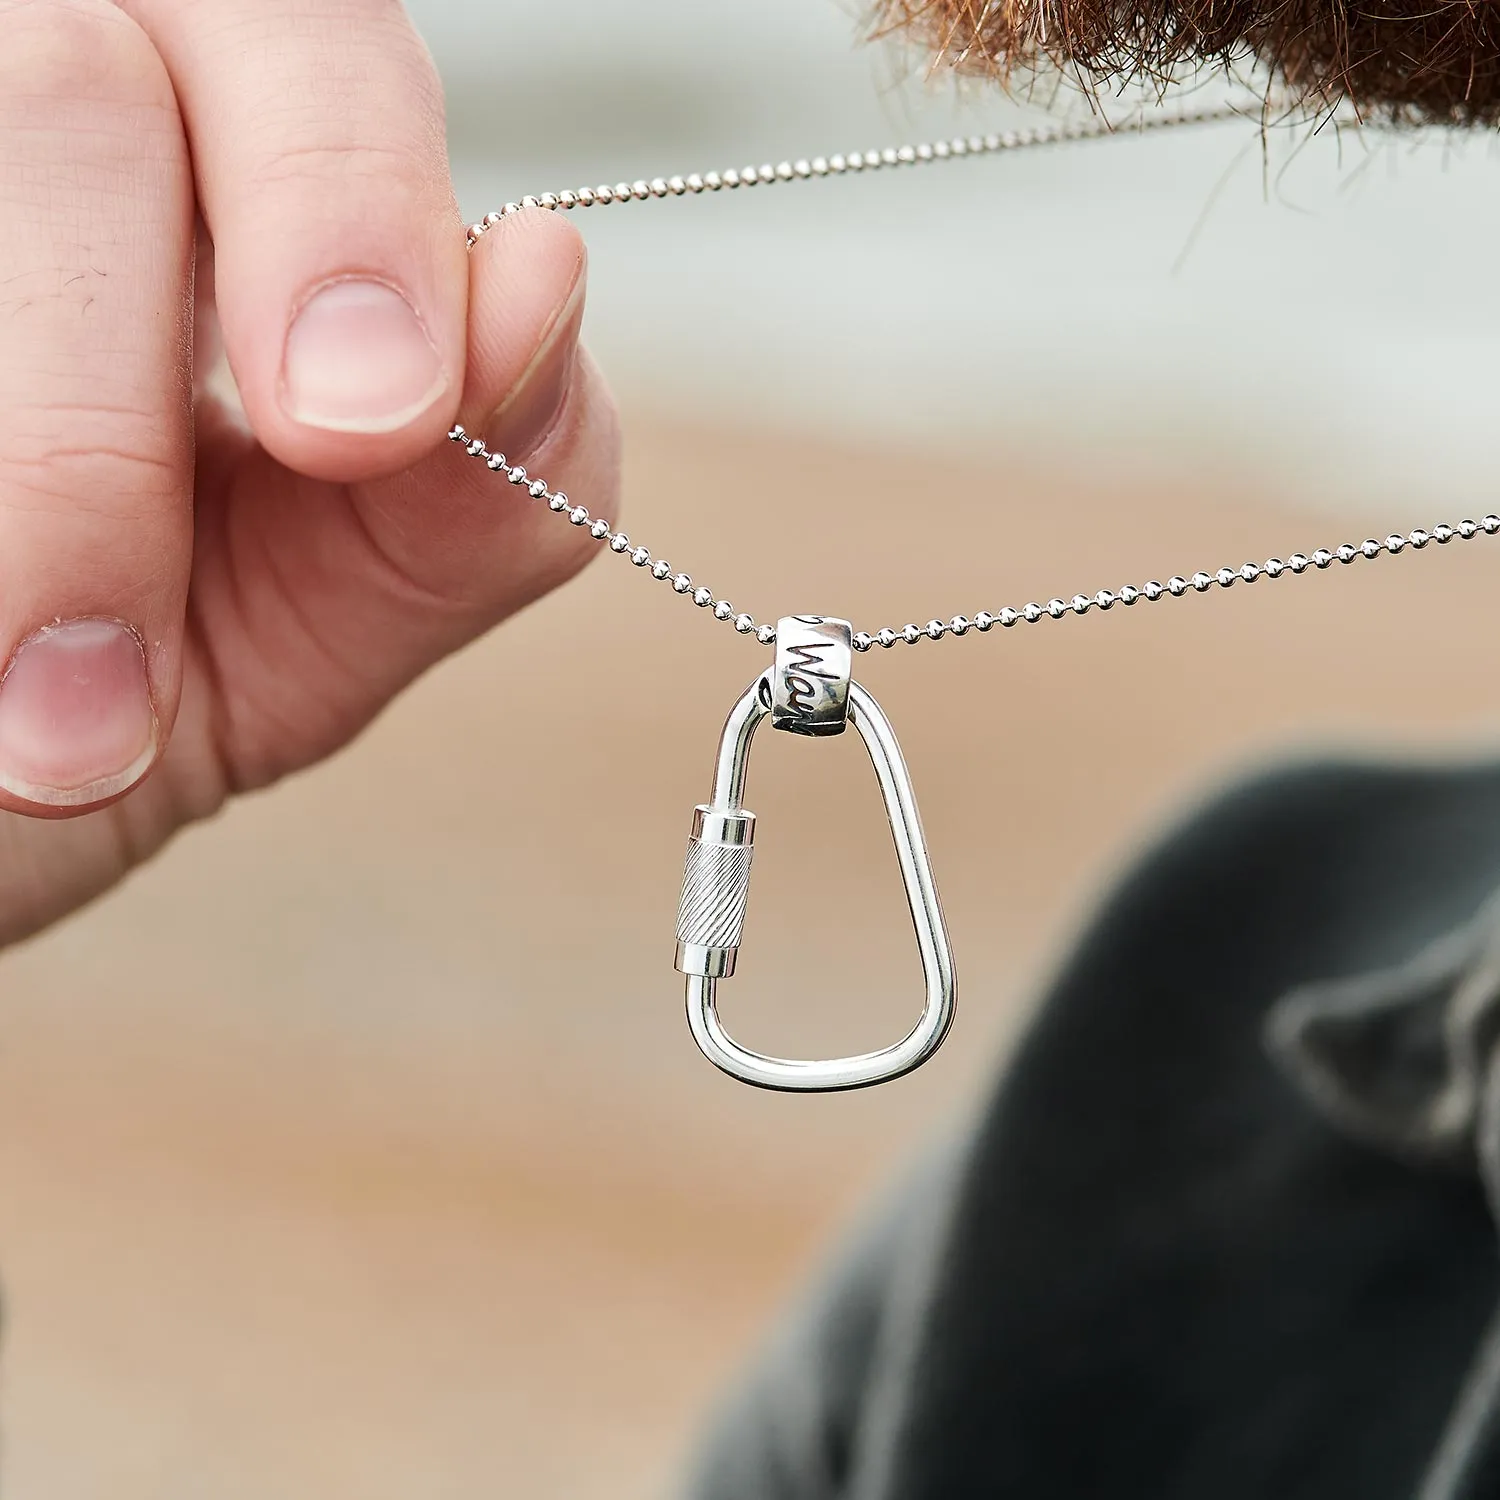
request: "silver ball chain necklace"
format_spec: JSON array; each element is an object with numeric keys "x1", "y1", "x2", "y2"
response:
[{"x1": 448, "y1": 100, "x2": 1499, "y2": 1094}]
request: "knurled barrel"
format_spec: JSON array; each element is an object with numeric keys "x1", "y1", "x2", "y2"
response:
[{"x1": 675, "y1": 806, "x2": 756, "y2": 978}]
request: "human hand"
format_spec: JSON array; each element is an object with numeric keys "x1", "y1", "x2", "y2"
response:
[{"x1": 0, "y1": 0, "x2": 618, "y2": 945}]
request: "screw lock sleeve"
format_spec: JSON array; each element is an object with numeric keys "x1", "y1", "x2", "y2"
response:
[{"x1": 675, "y1": 806, "x2": 756, "y2": 979}]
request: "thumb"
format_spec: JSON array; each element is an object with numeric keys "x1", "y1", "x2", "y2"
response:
[{"x1": 188, "y1": 205, "x2": 622, "y2": 792}]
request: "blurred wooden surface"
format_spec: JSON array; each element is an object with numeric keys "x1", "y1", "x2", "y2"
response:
[{"x1": 2, "y1": 416, "x2": 1499, "y2": 1497}]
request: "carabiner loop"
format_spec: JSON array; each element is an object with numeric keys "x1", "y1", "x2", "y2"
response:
[{"x1": 674, "y1": 623, "x2": 957, "y2": 1092}]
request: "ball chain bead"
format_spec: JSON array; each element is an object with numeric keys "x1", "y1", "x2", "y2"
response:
[
  {"x1": 950, "y1": 615, "x2": 970, "y2": 635},
  {"x1": 1239, "y1": 563, "x2": 1260, "y2": 583},
  {"x1": 1096, "y1": 589, "x2": 1116, "y2": 609},
  {"x1": 1335, "y1": 544, "x2": 1356, "y2": 564},
  {"x1": 631, "y1": 547, "x2": 651, "y2": 566},
  {"x1": 1434, "y1": 524, "x2": 1454, "y2": 543},
  {"x1": 1190, "y1": 571, "x2": 1212, "y2": 592},
  {"x1": 672, "y1": 573, "x2": 693, "y2": 593},
  {"x1": 507, "y1": 465, "x2": 527, "y2": 485},
  {"x1": 693, "y1": 586, "x2": 714, "y2": 607},
  {"x1": 590, "y1": 519, "x2": 611, "y2": 539},
  {"x1": 713, "y1": 600, "x2": 734, "y2": 621},
  {"x1": 1046, "y1": 598, "x2": 1067, "y2": 618},
  {"x1": 530, "y1": 479, "x2": 549, "y2": 499},
  {"x1": 1023, "y1": 603, "x2": 1043, "y2": 623},
  {"x1": 448, "y1": 425, "x2": 467, "y2": 442},
  {"x1": 756, "y1": 624, "x2": 777, "y2": 646},
  {"x1": 651, "y1": 560, "x2": 672, "y2": 580},
  {"x1": 569, "y1": 506, "x2": 590, "y2": 526},
  {"x1": 486, "y1": 452, "x2": 504, "y2": 471},
  {"x1": 1264, "y1": 558, "x2": 1284, "y2": 578},
  {"x1": 999, "y1": 607, "x2": 1020, "y2": 627},
  {"x1": 974, "y1": 611, "x2": 995, "y2": 630},
  {"x1": 1216, "y1": 568, "x2": 1236, "y2": 587},
  {"x1": 1289, "y1": 553, "x2": 1309, "y2": 573},
  {"x1": 1118, "y1": 586, "x2": 1140, "y2": 605},
  {"x1": 1070, "y1": 594, "x2": 1091, "y2": 614},
  {"x1": 925, "y1": 619, "x2": 946, "y2": 640},
  {"x1": 1313, "y1": 549, "x2": 1333, "y2": 568},
  {"x1": 548, "y1": 494, "x2": 569, "y2": 512},
  {"x1": 1460, "y1": 518, "x2": 1479, "y2": 538},
  {"x1": 852, "y1": 631, "x2": 873, "y2": 651},
  {"x1": 609, "y1": 533, "x2": 630, "y2": 552},
  {"x1": 1410, "y1": 530, "x2": 1430, "y2": 548},
  {"x1": 902, "y1": 623, "x2": 922, "y2": 645},
  {"x1": 1167, "y1": 577, "x2": 1188, "y2": 596},
  {"x1": 1143, "y1": 581, "x2": 1164, "y2": 601},
  {"x1": 1384, "y1": 534, "x2": 1405, "y2": 553},
  {"x1": 1359, "y1": 538, "x2": 1380, "y2": 559},
  {"x1": 877, "y1": 627, "x2": 898, "y2": 648},
  {"x1": 734, "y1": 614, "x2": 755, "y2": 633},
  {"x1": 466, "y1": 439, "x2": 485, "y2": 456},
  {"x1": 1486, "y1": 515, "x2": 1500, "y2": 533}
]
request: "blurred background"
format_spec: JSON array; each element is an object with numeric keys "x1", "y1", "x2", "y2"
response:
[{"x1": 6, "y1": 2, "x2": 1500, "y2": 1495}]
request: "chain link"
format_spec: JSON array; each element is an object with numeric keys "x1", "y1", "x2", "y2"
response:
[
  {"x1": 463, "y1": 101, "x2": 1260, "y2": 245},
  {"x1": 447, "y1": 427, "x2": 1500, "y2": 650},
  {"x1": 454, "y1": 104, "x2": 1490, "y2": 651}
]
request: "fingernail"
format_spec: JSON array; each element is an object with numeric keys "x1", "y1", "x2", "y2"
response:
[
  {"x1": 0, "y1": 620, "x2": 158, "y2": 808},
  {"x1": 282, "y1": 279, "x2": 448, "y2": 434},
  {"x1": 484, "y1": 275, "x2": 586, "y2": 454}
]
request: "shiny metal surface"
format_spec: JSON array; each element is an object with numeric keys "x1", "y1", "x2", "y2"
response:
[
  {"x1": 681, "y1": 670, "x2": 956, "y2": 1092},
  {"x1": 675, "y1": 807, "x2": 756, "y2": 979},
  {"x1": 771, "y1": 615, "x2": 852, "y2": 737}
]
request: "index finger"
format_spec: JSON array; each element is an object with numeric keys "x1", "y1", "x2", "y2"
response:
[{"x1": 123, "y1": 0, "x2": 468, "y2": 483}]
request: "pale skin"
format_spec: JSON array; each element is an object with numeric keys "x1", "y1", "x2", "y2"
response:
[{"x1": 0, "y1": 0, "x2": 620, "y2": 947}]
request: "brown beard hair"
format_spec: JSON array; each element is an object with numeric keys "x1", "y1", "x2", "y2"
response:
[{"x1": 871, "y1": 0, "x2": 1500, "y2": 126}]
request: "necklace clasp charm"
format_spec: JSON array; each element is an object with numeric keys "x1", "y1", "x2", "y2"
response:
[{"x1": 674, "y1": 616, "x2": 957, "y2": 1092}]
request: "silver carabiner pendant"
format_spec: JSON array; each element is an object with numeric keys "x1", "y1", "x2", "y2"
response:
[{"x1": 674, "y1": 616, "x2": 957, "y2": 1092}]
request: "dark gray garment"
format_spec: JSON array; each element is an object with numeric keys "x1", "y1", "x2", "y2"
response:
[{"x1": 687, "y1": 758, "x2": 1500, "y2": 1500}]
